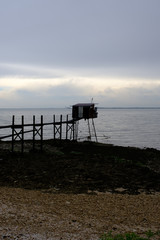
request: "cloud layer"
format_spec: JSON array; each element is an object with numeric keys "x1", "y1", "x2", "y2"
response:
[
  {"x1": 0, "y1": 63, "x2": 160, "y2": 108},
  {"x1": 0, "y1": 0, "x2": 160, "y2": 107}
]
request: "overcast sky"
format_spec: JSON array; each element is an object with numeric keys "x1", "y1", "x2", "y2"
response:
[{"x1": 0, "y1": 0, "x2": 160, "y2": 107}]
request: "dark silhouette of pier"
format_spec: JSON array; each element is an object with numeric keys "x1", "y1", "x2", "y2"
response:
[{"x1": 0, "y1": 103, "x2": 98, "y2": 152}]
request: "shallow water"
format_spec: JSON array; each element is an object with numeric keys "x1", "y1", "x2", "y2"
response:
[{"x1": 0, "y1": 108, "x2": 160, "y2": 150}]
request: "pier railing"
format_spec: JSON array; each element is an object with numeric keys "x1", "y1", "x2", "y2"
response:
[{"x1": 0, "y1": 114, "x2": 77, "y2": 152}]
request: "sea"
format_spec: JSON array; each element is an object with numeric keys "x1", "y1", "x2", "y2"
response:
[{"x1": 0, "y1": 107, "x2": 160, "y2": 150}]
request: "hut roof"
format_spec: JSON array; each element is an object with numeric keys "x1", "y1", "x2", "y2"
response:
[{"x1": 72, "y1": 103, "x2": 94, "y2": 107}]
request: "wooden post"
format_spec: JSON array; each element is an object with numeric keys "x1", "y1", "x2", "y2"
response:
[
  {"x1": 12, "y1": 115, "x2": 15, "y2": 152},
  {"x1": 33, "y1": 115, "x2": 35, "y2": 150},
  {"x1": 74, "y1": 121, "x2": 79, "y2": 141},
  {"x1": 60, "y1": 115, "x2": 62, "y2": 140},
  {"x1": 87, "y1": 119, "x2": 91, "y2": 141},
  {"x1": 73, "y1": 121, "x2": 75, "y2": 140},
  {"x1": 41, "y1": 115, "x2": 43, "y2": 151},
  {"x1": 66, "y1": 115, "x2": 68, "y2": 140},
  {"x1": 21, "y1": 115, "x2": 24, "y2": 153},
  {"x1": 53, "y1": 115, "x2": 55, "y2": 139},
  {"x1": 92, "y1": 118, "x2": 98, "y2": 142}
]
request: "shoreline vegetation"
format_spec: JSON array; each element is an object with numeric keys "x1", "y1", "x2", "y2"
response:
[{"x1": 0, "y1": 140, "x2": 160, "y2": 239}]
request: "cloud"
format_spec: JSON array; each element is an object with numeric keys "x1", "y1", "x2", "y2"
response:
[
  {"x1": 0, "y1": 74, "x2": 160, "y2": 108},
  {"x1": 0, "y1": 0, "x2": 160, "y2": 107},
  {"x1": 1, "y1": 62, "x2": 160, "y2": 86},
  {"x1": 97, "y1": 82, "x2": 160, "y2": 107},
  {"x1": 0, "y1": 0, "x2": 160, "y2": 76},
  {"x1": 0, "y1": 63, "x2": 63, "y2": 79}
]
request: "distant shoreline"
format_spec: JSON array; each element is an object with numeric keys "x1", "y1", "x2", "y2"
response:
[
  {"x1": 0, "y1": 107, "x2": 160, "y2": 110},
  {"x1": 98, "y1": 107, "x2": 160, "y2": 109}
]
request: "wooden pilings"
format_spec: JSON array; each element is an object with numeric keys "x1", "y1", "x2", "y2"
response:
[
  {"x1": 66, "y1": 114, "x2": 76, "y2": 140},
  {"x1": 8, "y1": 114, "x2": 77, "y2": 152},
  {"x1": 0, "y1": 113, "x2": 98, "y2": 153},
  {"x1": 53, "y1": 115, "x2": 63, "y2": 140},
  {"x1": 32, "y1": 115, "x2": 43, "y2": 151},
  {"x1": 11, "y1": 115, "x2": 15, "y2": 153},
  {"x1": 12, "y1": 115, "x2": 25, "y2": 153}
]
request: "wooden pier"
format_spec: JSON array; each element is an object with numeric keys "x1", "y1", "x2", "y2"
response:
[
  {"x1": 0, "y1": 103, "x2": 98, "y2": 152},
  {"x1": 0, "y1": 114, "x2": 77, "y2": 152}
]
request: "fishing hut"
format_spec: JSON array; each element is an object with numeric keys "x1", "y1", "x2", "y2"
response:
[{"x1": 72, "y1": 103, "x2": 98, "y2": 141}]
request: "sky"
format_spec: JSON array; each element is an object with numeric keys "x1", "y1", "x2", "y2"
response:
[{"x1": 0, "y1": 0, "x2": 160, "y2": 108}]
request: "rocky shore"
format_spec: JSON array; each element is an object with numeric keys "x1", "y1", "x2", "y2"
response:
[{"x1": 0, "y1": 140, "x2": 160, "y2": 194}]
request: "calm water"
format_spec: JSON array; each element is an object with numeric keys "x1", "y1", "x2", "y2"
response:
[{"x1": 0, "y1": 108, "x2": 160, "y2": 150}]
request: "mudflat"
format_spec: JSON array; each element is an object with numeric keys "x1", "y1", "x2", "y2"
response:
[{"x1": 0, "y1": 140, "x2": 160, "y2": 194}]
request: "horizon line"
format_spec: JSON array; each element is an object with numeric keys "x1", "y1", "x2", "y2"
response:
[{"x1": 0, "y1": 106, "x2": 160, "y2": 110}]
